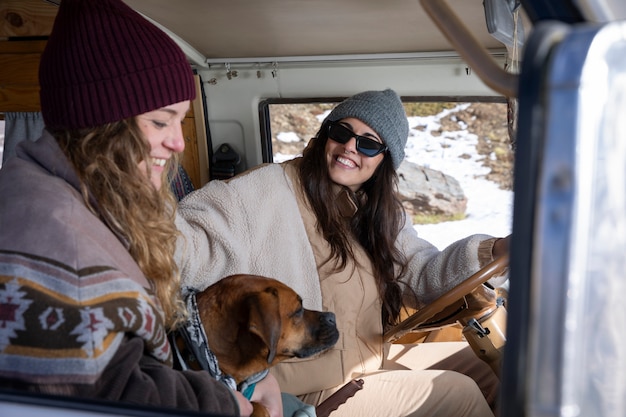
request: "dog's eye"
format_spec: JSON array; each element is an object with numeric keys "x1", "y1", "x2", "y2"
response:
[{"x1": 292, "y1": 307, "x2": 304, "y2": 319}]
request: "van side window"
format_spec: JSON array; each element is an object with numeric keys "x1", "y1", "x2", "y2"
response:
[{"x1": 262, "y1": 99, "x2": 514, "y2": 248}]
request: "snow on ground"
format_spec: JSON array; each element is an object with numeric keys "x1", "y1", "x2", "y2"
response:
[{"x1": 404, "y1": 104, "x2": 513, "y2": 249}]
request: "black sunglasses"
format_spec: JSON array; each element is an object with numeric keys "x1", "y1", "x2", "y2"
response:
[{"x1": 326, "y1": 121, "x2": 388, "y2": 157}]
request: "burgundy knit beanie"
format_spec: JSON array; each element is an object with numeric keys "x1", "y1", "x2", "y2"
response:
[{"x1": 39, "y1": 0, "x2": 196, "y2": 130}]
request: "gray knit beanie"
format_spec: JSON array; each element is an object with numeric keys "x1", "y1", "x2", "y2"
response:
[{"x1": 326, "y1": 89, "x2": 409, "y2": 169}]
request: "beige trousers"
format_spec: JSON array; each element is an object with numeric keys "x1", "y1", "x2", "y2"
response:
[{"x1": 326, "y1": 342, "x2": 497, "y2": 417}]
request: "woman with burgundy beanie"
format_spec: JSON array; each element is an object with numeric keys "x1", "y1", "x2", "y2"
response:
[{"x1": 0, "y1": 0, "x2": 280, "y2": 415}]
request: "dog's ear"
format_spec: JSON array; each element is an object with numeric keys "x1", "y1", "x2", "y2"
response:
[{"x1": 246, "y1": 287, "x2": 281, "y2": 364}]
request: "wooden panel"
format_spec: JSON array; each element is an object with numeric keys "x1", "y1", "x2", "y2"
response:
[
  {"x1": 0, "y1": 40, "x2": 46, "y2": 112},
  {"x1": 181, "y1": 113, "x2": 201, "y2": 190},
  {"x1": 0, "y1": 0, "x2": 57, "y2": 38},
  {"x1": 0, "y1": 85, "x2": 40, "y2": 112},
  {"x1": 179, "y1": 75, "x2": 210, "y2": 190},
  {"x1": 0, "y1": 52, "x2": 41, "y2": 84},
  {"x1": 0, "y1": 39, "x2": 47, "y2": 53},
  {"x1": 190, "y1": 75, "x2": 210, "y2": 186}
]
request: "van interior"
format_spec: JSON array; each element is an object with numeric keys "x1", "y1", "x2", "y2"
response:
[{"x1": 2, "y1": 0, "x2": 626, "y2": 416}]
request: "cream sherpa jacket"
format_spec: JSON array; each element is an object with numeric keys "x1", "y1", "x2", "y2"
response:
[
  {"x1": 175, "y1": 159, "x2": 502, "y2": 398},
  {"x1": 175, "y1": 160, "x2": 497, "y2": 309},
  {"x1": 175, "y1": 162, "x2": 323, "y2": 309}
]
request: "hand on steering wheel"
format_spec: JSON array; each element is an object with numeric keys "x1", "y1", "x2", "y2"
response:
[{"x1": 383, "y1": 254, "x2": 509, "y2": 343}]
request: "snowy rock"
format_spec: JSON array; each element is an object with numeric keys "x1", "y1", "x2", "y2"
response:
[{"x1": 397, "y1": 160, "x2": 467, "y2": 217}]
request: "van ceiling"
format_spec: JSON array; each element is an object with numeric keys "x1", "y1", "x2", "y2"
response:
[{"x1": 123, "y1": 0, "x2": 505, "y2": 60}]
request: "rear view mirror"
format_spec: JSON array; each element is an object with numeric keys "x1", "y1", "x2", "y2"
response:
[{"x1": 484, "y1": 0, "x2": 525, "y2": 49}]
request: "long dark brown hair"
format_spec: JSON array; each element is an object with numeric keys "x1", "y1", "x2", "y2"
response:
[
  {"x1": 298, "y1": 121, "x2": 410, "y2": 327},
  {"x1": 52, "y1": 119, "x2": 184, "y2": 329}
]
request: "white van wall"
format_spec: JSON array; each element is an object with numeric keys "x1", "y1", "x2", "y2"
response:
[{"x1": 195, "y1": 55, "x2": 505, "y2": 171}]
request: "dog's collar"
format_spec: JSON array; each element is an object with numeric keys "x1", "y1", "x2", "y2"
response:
[
  {"x1": 171, "y1": 330, "x2": 203, "y2": 371},
  {"x1": 171, "y1": 290, "x2": 269, "y2": 393}
]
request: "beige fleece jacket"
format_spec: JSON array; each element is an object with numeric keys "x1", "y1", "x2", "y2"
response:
[{"x1": 175, "y1": 159, "x2": 500, "y2": 399}]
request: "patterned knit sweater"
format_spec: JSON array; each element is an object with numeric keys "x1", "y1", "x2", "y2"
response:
[{"x1": 0, "y1": 132, "x2": 238, "y2": 414}]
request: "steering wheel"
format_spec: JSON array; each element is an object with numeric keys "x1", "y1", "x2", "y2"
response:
[{"x1": 383, "y1": 254, "x2": 509, "y2": 343}]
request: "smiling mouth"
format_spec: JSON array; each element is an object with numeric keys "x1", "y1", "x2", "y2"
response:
[
  {"x1": 336, "y1": 155, "x2": 356, "y2": 168},
  {"x1": 153, "y1": 158, "x2": 167, "y2": 167}
]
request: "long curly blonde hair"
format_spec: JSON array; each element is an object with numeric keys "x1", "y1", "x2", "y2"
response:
[{"x1": 52, "y1": 118, "x2": 184, "y2": 329}]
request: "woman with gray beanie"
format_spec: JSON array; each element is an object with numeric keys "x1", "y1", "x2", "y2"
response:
[
  {"x1": 176, "y1": 89, "x2": 509, "y2": 417},
  {"x1": 0, "y1": 0, "x2": 280, "y2": 415}
]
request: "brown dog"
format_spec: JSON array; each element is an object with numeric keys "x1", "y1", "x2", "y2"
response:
[{"x1": 178, "y1": 274, "x2": 339, "y2": 416}]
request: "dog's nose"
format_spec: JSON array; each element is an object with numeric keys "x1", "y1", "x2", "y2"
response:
[{"x1": 321, "y1": 312, "x2": 336, "y2": 326}]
